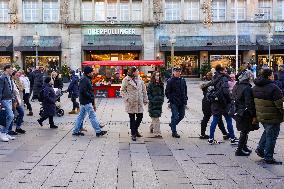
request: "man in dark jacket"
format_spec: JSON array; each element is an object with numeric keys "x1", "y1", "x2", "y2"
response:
[
  {"x1": 165, "y1": 67, "x2": 188, "y2": 138},
  {"x1": 209, "y1": 65, "x2": 238, "y2": 145},
  {"x1": 67, "y1": 70, "x2": 80, "y2": 114},
  {"x1": 72, "y1": 66, "x2": 107, "y2": 137},
  {"x1": 31, "y1": 67, "x2": 44, "y2": 101},
  {"x1": 0, "y1": 65, "x2": 16, "y2": 142},
  {"x1": 37, "y1": 77, "x2": 58, "y2": 129},
  {"x1": 278, "y1": 64, "x2": 284, "y2": 86},
  {"x1": 253, "y1": 69, "x2": 283, "y2": 165}
]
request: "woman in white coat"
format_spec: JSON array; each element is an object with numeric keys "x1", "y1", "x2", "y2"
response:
[{"x1": 120, "y1": 67, "x2": 148, "y2": 141}]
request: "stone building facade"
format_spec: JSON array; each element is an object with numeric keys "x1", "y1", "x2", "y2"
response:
[{"x1": 0, "y1": 0, "x2": 283, "y2": 77}]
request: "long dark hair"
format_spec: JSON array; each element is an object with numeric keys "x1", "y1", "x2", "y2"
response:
[{"x1": 150, "y1": 71, "x2": 163, "y2": 85}]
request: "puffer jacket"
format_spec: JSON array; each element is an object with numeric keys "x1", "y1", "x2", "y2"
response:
[
  {"x1": 147, "y1": 82, "x2": 164, "y2": 118},
  {"x1": 252, "y1": 77, "x2": 283, "y2": 124}
]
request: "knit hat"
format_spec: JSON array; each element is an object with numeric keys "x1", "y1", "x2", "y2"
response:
[
  {"x1": 84, "y1": 66, "x2": 93, "y2": 75},
  {"x1": 44, "y1": 76, "x2": 52, "y2": 83},
  {"x1": 238, "y1": 70, "x2": 253, "y2": 82}
]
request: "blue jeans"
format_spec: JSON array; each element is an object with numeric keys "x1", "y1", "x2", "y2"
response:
[
  {"x1": 1, "y1": 100, "x2": 14, "y2": 134},
  {"x1": 14, "y1": 106, "x2": 24, "y2": 129},
  {"x1": 257, "y1": 123, "x2": 280, "y2": 161},
  {"x1": 210, "y1": 114, "x2": 235, "y2": 139},
  {"x1": 73, "y1": 103, "x2": 101, "y2": 134},
  {"x1": 170, "y1": 103, "x2": 185, "y2": 133}
]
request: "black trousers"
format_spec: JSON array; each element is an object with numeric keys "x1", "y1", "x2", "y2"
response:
[
  {"x1": 71, "y1": 97, "x2": 79, "y2": 110},
  {"x1": 39, "y1": 115, "x2": 54, "y2": 126},
  {"x1": 201, "y1": 111, "x2": 228, "y2": 136},
  {"x1": 129, "y1": 113, "x2": 143, "y2": 136},
  {"x1": 23, "y1": 93, "x2": 32, "y2": 112},
  {"x1": 237, "y1": 130, "x2": 249, "y2": 151}
]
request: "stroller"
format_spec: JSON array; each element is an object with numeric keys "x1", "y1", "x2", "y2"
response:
[{"x1": 39, "y1": 89, "x2": 65, "y2": 117}]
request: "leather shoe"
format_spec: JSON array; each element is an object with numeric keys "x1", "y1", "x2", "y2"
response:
[
  {"x1": 172, "y1": 133, "x2": 180, "y2": 138},
  {"x1": 265, "y1": 159, "x2": 282, "y2": 165},
  {"x1": 235, "y1": 149, "x2": 250, "y2": 156},
  {"x1": 96, "y1": 131, "x2": 107, "y2": 137},
  {"x1": 131, "y1": 135, "x2": 137, "y2": 141}
]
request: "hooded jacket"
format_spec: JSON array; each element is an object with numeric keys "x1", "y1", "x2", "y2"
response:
[
  {"x1": 252, "y1": 77, "x2": 283, "y2": 124},
  {"x1": 165, "y1": 77, "x2": 188, "y2": 106}
]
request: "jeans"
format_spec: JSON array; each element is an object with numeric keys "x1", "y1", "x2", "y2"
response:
[
  {"x1": 237, "y1": 130, "x2": 249, "y2": 151},
  {"x1": 73, "y1": 103, "x2": 101, "y2": 134},
  {"x1": 8, "y1": 105, "x2": 24, "y2": 131},
  {"x1": 170, "y1": 103, "x2": 185, "y2": 133},
  {"x1": 23, "y1": 93, "x2": 32, "y2": 112},
  {"x1": 257, "y1": 123, "x2": 280, "y2": 161},
  {"x1": 210, "y1": 114, "x2": 235, "y2": 139},
  {"x1": 129, "y1": 113, "x2": 143, "y2": 136},
  {"x1": 71, "y1": 97, "x2": 79, "y2": 111},
  {"x1": 1, "y1": 100, "x2": 14, "y2": 134},
  {"x1": 201, "y1": 112, "x2": 228, "y2": 136}
]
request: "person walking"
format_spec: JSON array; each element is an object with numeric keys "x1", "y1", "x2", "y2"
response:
[
  {"x1": 72, "y1": 66, "x2": 107, "y2": 137},
  {"x1": 37, "y1": 77, "x2": 58, "y2": 129},
  {"x1": 121, "y1": 66, "x2": 148, "y2": 141},
  {"x1": 200, "y1": 72, "x2": 229, "y2": 139},
  {"x1": 19, "y1": 71, "x2": 33, "y2": 116},
  {"x1": 0, "y1": 65, "x2": 16, "y2": 142},
  {"x1": 165, "y1": 67, "x2": 188, "y2": 138},
  {"x1": 253, "y1": 69, "x2": 283, "y2": 164},
  {"x1": 233, "y1": 70, "x2": 257, "y2": 156},
  {"x1": 208, "y1": 65, "x2": 238, "y2": 145},
  {"x1": 67, "y1": 70, "x2": 80, "y2": 114},
  {"x1": 147, "y1": 71, "x2": 164, "y2": 138},
  {"x1": 31, "y1": 67, "x2": 44, "y2": 101},
  {"x1": 51, "y1": 71, "x2": 63, "y2": 102}
]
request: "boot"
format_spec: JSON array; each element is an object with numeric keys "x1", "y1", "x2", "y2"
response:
[
  {"x1": 172, "y1": 132, "x2": 180, "y2": 138},
  {"x1": 235, "y1": 149, "x2": 250, "y2": 156},
  {"x1": 69, "y1": 110, "x2": 77, "y2": 114}
]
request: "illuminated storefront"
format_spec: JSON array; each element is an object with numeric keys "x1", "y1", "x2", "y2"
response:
[
  {"x1": 210, "y1": 55, "x2": 241, "y2": 70},
  {"x1": 24, "y1": 55, "x2": 60, "y2": 70}
]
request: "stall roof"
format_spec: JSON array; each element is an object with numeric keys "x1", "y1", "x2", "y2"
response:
[{"x1": 82, "y1": 60, "x2": 164, "y2": 66}]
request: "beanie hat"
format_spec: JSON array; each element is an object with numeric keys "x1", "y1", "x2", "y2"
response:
[
  {"x1": 44, "y1": 76, "x2": 52, "y2": 83},
  {"x1": 84, "y1": 66, "x2": 93, "y2": 75}
]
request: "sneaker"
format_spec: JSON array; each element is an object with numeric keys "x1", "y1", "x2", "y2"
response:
[
  {"x1": 50, "y1": 125, "x2": 58, "y2": 129},
  {"x1": 235, "y1": 149, "x2": 250, "y2": 156},
  {"x1": 223, "y1": 134, "x2": 230, "y2": 140},
  {"x1": 7, "y1": 131, "x2": 18, "y2": 135},
  {"x1": 131, "y1": 135, "x2": 137, "y2": 141},
  {"x1": 243, "y1": 146, "x2": 252, "y2": 154},
  {"x1": 172, "y1": 133, "x2": 180, "y2": 138},
  {"x1": 255, "y1": 148, "x2": 265, "y2": 158},
  {"x1": 6, "y1": 134, "x2": 15, "y2": 140},
  {"x1": 199, "y1": 134, "x2": 210, "y2": 139},
  {"x1": 72, "y1": 132, "x2": 85, "y2": 136},
  {"x1": 264, "y1": 159, "x2": 283, "y2": 165},
  {"x1": 0, "y1": 133, "x2": 9, "y2": 142},
  {"x1": 230, "y1": 138, "x2": 239, "y2": 145},
  {"x1": 15, "y1": 128, "x2": 26, "y2": 134},
  {"x1": 37, "y1": 119, "x2": 43, "y2": 127},
  {"x1": 208, "y1": 139, "x2": 221, "y2": 145},
  {"x1": 96, "y1": 131, "x2": 107, "y2": 137}
]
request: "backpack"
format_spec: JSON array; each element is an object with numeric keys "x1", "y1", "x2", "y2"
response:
[{"x1": 38, "y1": 88, "x2": 45, "y2": 102}]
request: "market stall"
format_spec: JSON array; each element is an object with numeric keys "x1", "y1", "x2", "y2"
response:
[{"x1": 82, "y1": 60, "x2": 164, "y2": 98}]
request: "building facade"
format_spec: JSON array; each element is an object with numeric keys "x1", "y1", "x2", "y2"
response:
[{"x1": 0, "y1": 0, "x2": 283, "y2": 77}]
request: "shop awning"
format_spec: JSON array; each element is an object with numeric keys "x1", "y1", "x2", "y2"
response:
[
  {"x1": 257, "y1": 35, "x2": 284, "y2": 50},
  {"x1": 82, "y1": 35, "x2": 142, "y2": 51},
  {"x1": 14, "y1": 36, "x2": 61, "y2": 51},
  {"x1": 159, "y1": 35, "x2": 257, "y2": 51},
  {"x1": 82, "y1": 60, "x2": 164, "y2": 66},
  {"x1": 0, "y1": 36, "x2": 13, "y2": 51}
]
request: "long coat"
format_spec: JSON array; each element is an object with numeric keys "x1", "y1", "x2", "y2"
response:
[
  {"x1": 67, "y1": 74, "x2": 79, "y2": 98},
  {"x1": 32, "y1": 70, "x2": 43, "y2": 97},
  {"x1": 42, "y1": 83, "x2": 56, "y2": 117},
  {"x1": 147, "y1": 82, "x2": 164, "y2": 118},
  {"x1": 120, "y1": 76, "x2": 148, "y2": 114}
]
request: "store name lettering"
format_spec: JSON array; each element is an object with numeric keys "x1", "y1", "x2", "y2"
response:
[
  {"x1": 87, "y1": 28, "x2": 136, "y2": 35},
  {"x1": 275, "y1": 25, "x2": 284, "y2": 32}
]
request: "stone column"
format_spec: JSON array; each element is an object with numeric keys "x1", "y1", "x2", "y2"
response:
[
  {"x1": 181, "y1": 0, "x2": 185, "y2": 22},
  {"x1": 67, "y1": 27, "x2": 82, "y2": 69},
  {"x1": 39, "y1": 0, "x2": 43, "y2": 22}
]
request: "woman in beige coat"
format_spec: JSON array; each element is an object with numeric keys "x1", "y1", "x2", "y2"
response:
[{"x1": 120, "y1": 67, "x2": 148, "y2": 141}]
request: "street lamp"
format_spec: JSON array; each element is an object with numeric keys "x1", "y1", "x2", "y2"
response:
[
  {"x1": 234, "y1": 0, "x2": 239, "y2": 73},
  {"x1": 33, "y1": 32, "x2": 40, "y2": 67},
  {"x1": 267, "y1": 22, "x2": 273, "y2": 68},
  {"x1": 169, "y1": 34, "x2": 176, "y2": 68}
]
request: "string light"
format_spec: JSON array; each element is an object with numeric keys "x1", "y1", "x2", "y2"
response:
[
  {"x1": 202, "y1": 0, "x2": 213, "y2": 27},
  {"x1": 60, "y1": 0, "x2": 69, "y2": 26},
  {"x1": 8, "y1": 0, "x2": 18, "y2": 29}
]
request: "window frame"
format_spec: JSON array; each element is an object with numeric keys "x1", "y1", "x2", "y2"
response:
[
  {"x1": 212, "y1": 0, "x2": 226, "y2": 21},
  {"x1": 43, "y1": 0, "x2": 59, "y2": 23},
  {"x1": 164, "y1": 0, "x2": 181, "y2": 21},
  {"x1": 81, "y1": 0, "x2": 93, "y2": 22},
  {"x1": 0, "y1": 0, "x2": 9, "y2": 23},
  {"x1": 184, "y1": 0, "x2": 200, "y2": 21},
  {"x1": 23, "y1": 0, "x2": 40, "y2": 22}
]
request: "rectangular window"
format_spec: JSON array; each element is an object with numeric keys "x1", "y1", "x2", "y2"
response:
[
  {"x1": 132, "y1": 0, "x2": 142, "y2": 21},
  {"x1": 82, "y1": 0, "x2": 93, "y2": 21},
  {"x1": 95, "y1": 0, "x2": 105, "y2": 21},
  {"x1": 107, "y1": 0, "x2": 117, "y2": 19},
  {"x1": 184, "y1": 0, "x2": 199, "y2": 20},
  {"x1": 212, "y1": 0, "x2": 226, "y2": 21},
  {"x1": 23, "y1": 0, "x2": 40, "y2": 22},
  {"x1": 278, "y1": 0, "x2": 284, "y2": 19},
  {"x1": 231, "y1": 0, "x2": 246, "y2": 20},
  {"x1": 0, "y1": 0, "x2": 9, "y2": 22},
  {"x1": 258, "y1": 0, "x2": 272, "y2": 20},
  {"x1": 120, "y1": 0, "x2": 129, "y2": 21},
  {"x1": 165, "y1": 0, "x2": 180, "y2": 21},
  {"x1": 43, "y1": 0, "x2": 59, "y2": 22}
]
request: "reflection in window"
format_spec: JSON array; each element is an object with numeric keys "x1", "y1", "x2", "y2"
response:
[
  {"x1": 0, "y1": 1, "x2": 9, "y2": 22},
  {"x1": 231, "y1": 0, "x2": 246, "y2": 20},
  {"x1": 184, "y1": 0, "x2": 199, "y2": 20},
  {"x1": 23, "y1": 0, "x2": 40, "y2": 22},
  {"x1": 107, "y1": 0, "x2": 117, "y2": 19},
  {"x1": 95, "y1": 0, "x2": 105, "y2": 21},
  {"x1": 82, "y1": 0, "x2": 92, "y2": 21},
  {"x1": 132, "y1": 0, "x2": 142, "y2": 21},
  {"x1": 212, "y1": 0, "x2": 226, "y2": 21},
  {"x1": 43, "y1": 0, "x2": 59, "y2": 22},
  {"x1": 165, "y1": 0, "x2": 180, "y2": 21},
  {"x1": 258, "y1": 0, "x2": 272, "y2": 20},
  {"x1": 120, "y1": 0, "x2": 130, "y2": 21}
]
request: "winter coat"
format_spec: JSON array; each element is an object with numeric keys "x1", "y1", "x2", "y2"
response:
[
  {"x1": 200, "y1": 81, "x2": 213, "y2": 115},
  {"x1": 13, "y1": 79, "x2": 24, "y2": 106},
  {"x1": 52, "y1": 76, "x2": 63, "y2": 90},
  {"x1": 147, "y1": 82, "x2": 164, "y2": 118},
  {"x1": 232, "y1": 80, "x2": 256, "y2": 131},
  {"x1": 42, "y1": 83, "x2": 56, "y2": 117},
  {"x1": 0, "y1": 73, "x2": 14, "y2": 100},
  {"x1": 79, "y1": 75, "x2": 94, "y2": 105},
  {"x1": 211, "y1": 72, "x2": 232, "y2": 115},
  {"x1": 67, "y1": 74, "x2": 79, "y2": 98},
  {"x1": 165, "y1": 77, "x2": 188, "y2": 106},
  {"x1": 120, "y1": 76, "x2": 148, "y2": 114},
  {"x1": 32, "y1": 70, "x2": 44, "y2": 97},
  {"x1": 20, "y1": 76, "x2": 31, "y2": 94},
  {"x1": 278, "y1": 70, "x2": 284, "y2": 84},
  {"x1": 27, "y1": 71, "x2": 34, "y2": 90},
  {"x1": 253, "y1": 77, "x2": 283, "y2": 124}
]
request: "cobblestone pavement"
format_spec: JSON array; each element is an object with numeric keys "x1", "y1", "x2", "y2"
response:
[{"x1": 0, "y1": 81, "x2": 284, "y2": 189}]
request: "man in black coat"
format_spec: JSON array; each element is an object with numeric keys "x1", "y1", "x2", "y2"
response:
[
  {"x1": 72, "y1": 66, "x2": 107, "y2": 137},
  {"x1": 165, "y1": 67, "x2": 188, "y2": 138},
  {"x1": 31, "y1": 67, "x2": 44, "y2": 101},
  {"x1": 67, "y1": 70, "x2": 80, "y2": 114}
]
